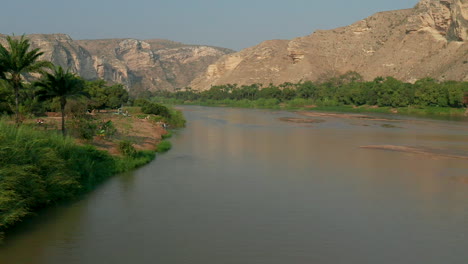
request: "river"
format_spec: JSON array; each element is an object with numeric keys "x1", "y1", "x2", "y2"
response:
[{"x1": 1, "y1": 106, "x2": 468, "y2": 264}]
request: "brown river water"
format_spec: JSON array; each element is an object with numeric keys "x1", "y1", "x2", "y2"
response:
[{"x1": 1, "y1": 106, "x2": 468, "y2": 264}]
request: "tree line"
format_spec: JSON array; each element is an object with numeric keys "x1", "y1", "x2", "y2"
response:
[{"x1": 155, "y1": 72, "x2": 468, "y2": 109}]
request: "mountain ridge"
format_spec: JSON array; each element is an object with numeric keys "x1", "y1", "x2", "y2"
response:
[
  {"x1": 0, "y1": 33, "x2": 234, "y2": 93},
  {"x1": 190, "y1": 0, "x2": 468, "y2": 91}
]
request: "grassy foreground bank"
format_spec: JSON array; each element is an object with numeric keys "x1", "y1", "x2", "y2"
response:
[
  {"x1": 0, "y1": 122, "x2": 113, "y2": 238},
  {"x1": 0, "y1": 105, "x2": 185, "y2": 240}
]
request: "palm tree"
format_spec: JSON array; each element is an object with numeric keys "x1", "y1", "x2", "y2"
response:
[
  {"x1": 36, "y1": 66, "x2": 85, "y2": 136},
  {"x1": 0, "y1": 62, "x2": 5, "y2": 79},
  {"x1": 0, "y1": 35, "x2": 53, "y2": 123}
]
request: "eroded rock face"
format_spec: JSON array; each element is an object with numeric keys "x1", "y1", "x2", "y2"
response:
[
  {"x1": 407, "y1": 0, "x2": 468, "y2": 41},
  {"x1": 191, "y1": 0, "x2": 468, "y2": 90},
  {"x1": 0, "y1": 34, "x2": 233, "y2": 93}
]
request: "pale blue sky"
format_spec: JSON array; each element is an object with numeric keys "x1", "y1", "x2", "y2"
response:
[{"x1": 1, "y1": 0, "x2": 419, "y2": 50}]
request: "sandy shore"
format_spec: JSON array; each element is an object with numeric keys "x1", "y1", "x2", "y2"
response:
[
  {"x1": 278, "y1": 117, "x2": 326, "y2": 123},
  {"x1": 297, "y1": 111, "x2": 400, "y2": 122},
  {"x1": 360, "y1": 145, "x2": 468, "y2": 160}
]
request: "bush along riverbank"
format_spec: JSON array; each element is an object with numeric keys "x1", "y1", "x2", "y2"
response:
[
  {"x1": 0, "y1": 102, "x2": 185, "y2": 241},
  {"x1": 152, "y1": 74, "x2": 468, "y2": 118}
]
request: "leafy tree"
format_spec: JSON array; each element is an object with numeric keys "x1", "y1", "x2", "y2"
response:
[
  {"x1": 173, "y1": 89, "x2": 200, "y2": 101},
  {"x1": 258, "y1": 85, "x2": 282, "y2": 99},
  {"x1": 346, "y1": 82, "x2": 367, "y2": 105},
  {"x1": 443, "y1": 81, "x2": 465, "y2": 107},
  {"x1": 237, "y1": 84, "x2": 260, "y2": 100},
  {"x1": 85, "y1": 80, "x2": 129, "y2": 110},
  {"x1": 0, "y1": 35, "x2": 53, "y2": 123},
  {"x1": 105, "y1": 84, "x2": 129, "y2": 109},
  {"x1": 375, "y1": 77, "x2": 409, "y2": 107},
  {"x1": 141, "y1": 102, "x2": 171, "y2": 118},
  {"x1": 281, "y1": 87, "x2": 297, "y2": 101},
  {"x1": 84, "y1": 80, "x2": 107, "y2": 110},
  {"x1": 35, "y1": 66, "x2": 85, "y2": 136},
  {"x1": 201, "y1": 85, "x2": 231, "y2": 100},
  {"x1": 134, "y1": 98, "x2": 171, "y2": 118},
  {"x1": 414, "y1": 78, "x2": 447, "y2": 107},
  {"x1": 360, "y1": 78, "x2": 383, "y2": 105},
  {"x1": 296, "y1": 81, "x2": 317, "y2": 99}
]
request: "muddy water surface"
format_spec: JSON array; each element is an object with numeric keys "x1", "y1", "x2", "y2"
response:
[{"x1": 1, "y1": 106, "x2": 468, "y2": 264}]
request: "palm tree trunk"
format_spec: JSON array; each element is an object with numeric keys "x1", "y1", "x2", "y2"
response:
[
  {"x1": 12, "y1": 76, "x2": 21, "y2": 125},
  {"x1": 61, "y1": 97, "x2": 66, "y2": 136},
  {"x1": 61, "y1": 107, "x2": 66, "y2": 136},
  {"x1": 14, "y1": 87, "x2": 19, "y2": 125}
]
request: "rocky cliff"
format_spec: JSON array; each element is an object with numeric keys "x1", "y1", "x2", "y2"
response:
[
  {"x1": 191, "y1": 0, "x2": 468, "y2": 90},
  {"x1": 0, "y1": 34, "x2": 233, "y2": 93}
]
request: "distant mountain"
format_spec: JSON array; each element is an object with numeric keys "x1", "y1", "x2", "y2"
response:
[
  {"x1": 0, "y1": 34, "x2": 234, "y2": 93},
  {"x1": 191, "y1": 0, "x2": 468, "y2": 90}
]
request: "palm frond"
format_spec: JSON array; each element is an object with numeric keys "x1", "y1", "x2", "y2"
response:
[
  {"x1": 24, "y1": 60, "x2": 53, "y2": 75},
  {"x1": 35, "y1": 66, "x2": 85, "y2": 98},
  {"x1": 0, "y1": 34, "x2": 55, "y2": 123}
]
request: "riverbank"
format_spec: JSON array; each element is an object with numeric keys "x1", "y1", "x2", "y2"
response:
[
  {"x1": 0, "y1": 106, "x2": 184, "y2": 240},
  {"x1": 152, "y1": 97, "x2": 468, "y2": 120}
]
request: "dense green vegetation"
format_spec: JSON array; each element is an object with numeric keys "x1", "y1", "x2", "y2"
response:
[
  {"x1": 0, "y1": 35, "x2": 53, "y2": 123},
  {"x1": 0, "y1": 120, "x2": 163, "y2": 238},
  {"x1": 153, "y1": 72, "x2": 468, "y2": 116},
  {"x1": 0, "y1": 35, "x2": 184, "y2": 239},
  {"x1": 156, "y1": 140, "x2": 172, "y2": 153},
  {"x1": 133, "y1": 99, "x2": 186, "y2": 128},
  {"x1": 85, "y1": 79, "x2": 129, "y2": 111},
  {"x1": 0, "y1": 122, "x2": 112, "y2": 235}
]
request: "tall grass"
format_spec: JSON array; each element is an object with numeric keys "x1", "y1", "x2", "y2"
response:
[
  {"x1": 0, "y1": 121, "x2": 160, "y2": 238},
  {"x1": 161, "y1": 130, "x2": 172, "y2": 139},
  {"x1": 114, "y1": 150, "x2": 156, "y2": 172},
  {"x1": 156, "y1": 140, "x2": 172, "y2": 153},
  {"x1": 167, "y1": 109, "x2": 186, "y2": 128}
]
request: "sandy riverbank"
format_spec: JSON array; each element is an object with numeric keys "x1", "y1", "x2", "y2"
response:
[{"x1": 361, "y1": 145, "x2": 468, "y2": 160}]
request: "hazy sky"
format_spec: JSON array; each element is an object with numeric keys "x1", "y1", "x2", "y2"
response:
[{"x1": 1, "y1": 0, "x2": 420, "y2": 50}]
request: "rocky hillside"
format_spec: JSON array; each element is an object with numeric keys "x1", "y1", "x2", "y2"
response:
[
  {"x1": 191, "y1": 0, "x2": 468, "y2": 90},
  {"x1": 0, "y1": 34, "x2": 233, "y2": 93}
]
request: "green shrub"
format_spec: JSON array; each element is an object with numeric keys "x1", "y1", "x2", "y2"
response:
[
  {"x1": 97, "y1": 120, "x2": 117, "y2": 139},
  {"x1": 157, "y1": 140, "x2": 172, "y2": 153},
  {"x1": 141, "y1": 103, "x2": 171, "y2": 118},
  {"x1": 167, "y1": 109, "x2": 186, "y2": 128},
  {"x1": 114, "y1": 150, "x2": 156, "y2": 172},
  {"x1": 161, "y1": 130, "x2": 172, "y2": 139},
  {"x1": 118, "y1": 140, "x2": 137, "y2": 157},
  {"x1": 70, "y1": 117, "x2": 97, "y2": 140},
  {"x1": 133, "y1": 98, "x2": 151, "y2": 107}
]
